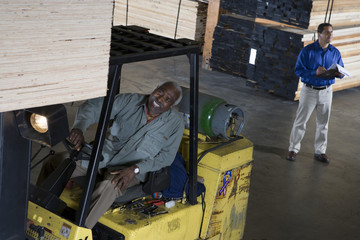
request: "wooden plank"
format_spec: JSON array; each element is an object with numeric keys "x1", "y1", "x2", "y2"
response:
[
  {"x1": 0, "y1": 0, "x2": 113, "y2": 112},
  {"x1": 113, "y1": 0, "x2": 207, "y2": 41},
  {"x1": 201, "y1": 0, "x2": 221, "y2": 70}
]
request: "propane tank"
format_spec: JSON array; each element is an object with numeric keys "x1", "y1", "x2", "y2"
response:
[{"x1": 177, "y1": 87, "x2": 245, "y2": 139}]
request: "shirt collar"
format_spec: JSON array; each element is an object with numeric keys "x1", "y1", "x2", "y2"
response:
[
  {"x1": 138, "y1": 94, "x2": 149, "y2": 107},
  {"x1": 315, "y1": 40, "x2": 334, "y2": 51}
]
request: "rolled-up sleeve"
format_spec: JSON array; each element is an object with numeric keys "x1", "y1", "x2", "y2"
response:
[{"x1": 72, "y1": 97, "x2": 104, "y2": 133}]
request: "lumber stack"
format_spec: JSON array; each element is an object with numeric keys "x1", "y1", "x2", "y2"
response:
[
  {"x1": 220, "y1": 0, "x2": 313, "y2": 29},
  {"x1": 220, "y1": 0, "x2": 360, "y2": 30},
  {"x1": 309, "y1": 0, "x2": 360, "y2": 29},
  {"x1": 113, "y1": 0, "x2": 208, "y2": 42},
  {"x1": 207, "y1": 0, "x2": 360, "y2": 100},
  {"x1": 210, "y1": 15, "x2": 254, "y2": 78},
  {"x1": 249, "y1": 23, "x2": 306, "y2": 99},
  {"x1": 211, "y1": 15, "x2": 313, "y2": 99},
  {"x1": 0, "y1": 0, "x2": 113, "y2": 112}
]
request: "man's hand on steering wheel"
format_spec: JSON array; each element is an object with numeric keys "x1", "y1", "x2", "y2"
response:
[{"x1": 69, "y1": 128, "x2": 84, "y2": 151}]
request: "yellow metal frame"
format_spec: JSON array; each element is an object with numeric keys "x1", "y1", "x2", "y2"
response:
[
  {"x1": 27, "y1": 201, "x2": 92, "y2": 240},
  {"x1": 28, "y1": 133, "x2": 253, "y2": 240},
  {"x1": 180, "y1": 132, "x2": 254, "y2": 240},
  {"x1": 99, "y1": 201, "x2": 203, "y2": 240},
  {"x1": 60, "y1": 185, "x2": 203, "y2": 240}
]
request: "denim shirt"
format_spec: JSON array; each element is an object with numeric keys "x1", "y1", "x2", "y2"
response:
[
  {"x1": 294, "y1": 40, "x2": 344, "y2": 87},
  {"x1": 72, "y1": 93, "x2": 185, "y2": 182}
]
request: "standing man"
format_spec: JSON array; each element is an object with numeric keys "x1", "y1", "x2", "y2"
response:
[{"x1": 286, "y1": 23, "x2": 344, "y2": 163}]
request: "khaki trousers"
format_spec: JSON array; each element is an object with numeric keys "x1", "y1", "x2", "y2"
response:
[
  {"x1": 71, "y1": 162, "x2": 140, "y2": 229},
  {"x1": 289, "y1": 85, "x2": 333, "y2": 154},
  {"x1": 37, "y1": 157, "x2": 140, "y2": 229}
]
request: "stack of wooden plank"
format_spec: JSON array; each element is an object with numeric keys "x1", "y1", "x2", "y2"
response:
[
  {"x1": 211, "y1": 15, "x2": 312, "y2": 99},
  {"x1": 0, "y1": 0, "x2": 113, "y2": 112},
  {"x1": 309, "y1": 0, "x2": 360, "y2": 29},
  {"x1": 219, "y1": 0, "x2": 257, "y2": 18},
  {"x1": 249, "y1": 22, "x2": 306, "y2": 99},
  {"x1": 210, "y1": 15, "x2": 254, "y2": 78},
  {"x1": 220, "y1": 0, "x2": 314, "y2": 29},
  {"x1": 208, "y1": 0, "x2": 360, "y2": 100},
  {"x1": 113, "y1": 0, "x2": 208, "y2": 42},
  {"x1": 220, "y1": 0, "x2": 360, "y2": 30}
]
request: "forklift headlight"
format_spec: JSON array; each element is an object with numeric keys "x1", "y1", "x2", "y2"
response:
[
  {"x1": 15, "y1": 104, "x2": 69, "y2": 147},
  {"x1": 30, "y1": 113, "x2": 48, "y2": 133}
]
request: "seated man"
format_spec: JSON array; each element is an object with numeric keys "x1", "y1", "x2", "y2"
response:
[{"x1": 38, "y1": 81, "x2": 184, "y2": 229}]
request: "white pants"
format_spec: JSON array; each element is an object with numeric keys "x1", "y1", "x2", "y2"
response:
[{"x1": 289, "y1": 85, "x2": 333, "y2": 154}]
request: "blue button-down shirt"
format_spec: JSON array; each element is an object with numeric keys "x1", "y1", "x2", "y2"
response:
[{"x1": 294, "y1": 40, "x2": 344, "y2": 87}]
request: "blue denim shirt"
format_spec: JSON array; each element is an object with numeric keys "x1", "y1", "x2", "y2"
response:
[{"x1": 295, "y1": 40, "x2": 344, "y2": 87}]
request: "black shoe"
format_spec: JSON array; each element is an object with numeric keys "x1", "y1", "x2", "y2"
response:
[
  {"x1": 286, "y1": 151, "x2": 297, "y2": 161},
  {"x1": 314, "y1": 153, "x2": 330, "y2": 164}
]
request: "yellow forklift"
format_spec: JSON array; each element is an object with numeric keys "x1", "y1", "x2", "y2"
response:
[{"x1": 0, "y1": 26, "x2": 253, "y2": 240}]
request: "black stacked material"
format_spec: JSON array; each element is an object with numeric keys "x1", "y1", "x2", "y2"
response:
[
  {"x1": 220, "y1": 0, "x2": 257, "y2": 17},
  {"x1": 247, "y1": 24, "x2": 304, "y2": 99},
  {"x1": 220, "y1": 0, "x2": 313, "y2": 29},
  {"x1": 210, "y1": 14, "x2": 306, "y2": 100},
  {"x1": 256, "y1": 0, "x2": 313, "y2": 29},
  {"x1": 210, "y1": 15, "x2": 255, "y2": 78},
  {"x1": 110, "y1": 25, "x2": 200, "y2": 65}
]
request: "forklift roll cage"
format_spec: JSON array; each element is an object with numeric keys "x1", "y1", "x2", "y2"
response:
[{"x1": 75, "y1": 25, "x2": 201, "y2": 227}]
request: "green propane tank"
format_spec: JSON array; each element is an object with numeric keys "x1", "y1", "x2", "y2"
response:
[{"x1": 177, "y1": 88, "x2": 245, "y2": 139}]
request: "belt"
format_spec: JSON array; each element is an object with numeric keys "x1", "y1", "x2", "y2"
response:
[{"x1": 305, "y1": 84, "x2": 329, "y2": 90}]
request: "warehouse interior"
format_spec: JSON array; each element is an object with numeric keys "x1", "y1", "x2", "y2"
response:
[
  {"x1": 29, "y1": 55, "x2": 360, "y2": 240},
  {"x1": 1, "y1": 0, "x2": 360, "y2": 239}
]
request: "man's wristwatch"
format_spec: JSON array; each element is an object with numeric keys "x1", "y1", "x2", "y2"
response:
[{"x1": 134, "y1": 167, "x2": 140, "y2": 175}]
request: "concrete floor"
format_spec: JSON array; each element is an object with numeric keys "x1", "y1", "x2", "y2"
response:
[{"x1": 31, "y1": 55, "x2": 360, "y2": 240}]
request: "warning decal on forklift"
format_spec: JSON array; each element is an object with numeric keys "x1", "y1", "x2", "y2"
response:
[
  {"x1": 60, "y1": 223, "x2": 72, "y2": 239},
  {"x1": 219, "y1": 171, "x2": 232, "y2": 196}
]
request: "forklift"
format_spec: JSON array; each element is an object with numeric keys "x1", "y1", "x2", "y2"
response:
[{"x1": 1, "y1": 26, "x2": 253, "y2": 240}]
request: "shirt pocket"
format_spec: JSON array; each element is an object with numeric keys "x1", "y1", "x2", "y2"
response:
[
  {"x1": 110, "y1": 122, "x2": 131, "y2": 143},
  {"x1": 136, "y1": 132, "x2": 166, "y2": 158}
]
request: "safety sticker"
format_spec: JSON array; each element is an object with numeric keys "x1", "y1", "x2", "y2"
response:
[
  {"x1": 219, "y1": 171, "x2": 231, "y2": 196},
  {"x1": 60, "y1": 223, "x2": 72, "y2": 239}
]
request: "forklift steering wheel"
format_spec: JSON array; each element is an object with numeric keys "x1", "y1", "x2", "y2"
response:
[{"x1": 64, "y1": 138, "x2": 93, "y2": 162}]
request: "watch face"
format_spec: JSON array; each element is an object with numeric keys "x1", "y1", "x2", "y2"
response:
[{"x1": 134, "y1": 167, "x2": 140, "y2": 174}]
